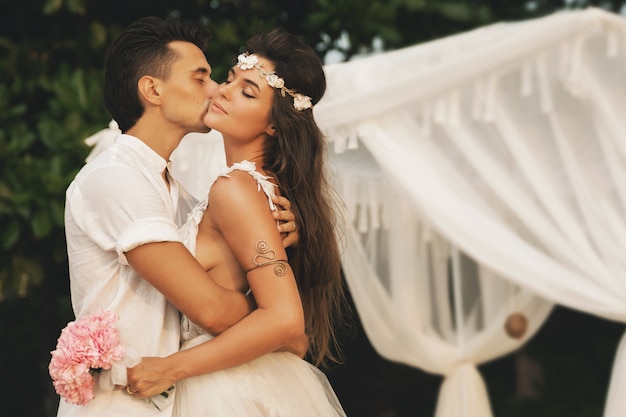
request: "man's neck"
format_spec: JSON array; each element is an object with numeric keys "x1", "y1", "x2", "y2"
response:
[{"x1": 126, "y1": 118, "x2": 184, "y2": 162}]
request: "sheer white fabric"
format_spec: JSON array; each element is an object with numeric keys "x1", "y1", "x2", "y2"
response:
[
  {"x1": 321, "y1": 8, "x2": 626, "y2": 417},
  {"x1": 83, "y1": 7, "x2": 626, "y2": 416},
  {"x1": 335, "y1": 168, "x2": 553, "y2": 417}
]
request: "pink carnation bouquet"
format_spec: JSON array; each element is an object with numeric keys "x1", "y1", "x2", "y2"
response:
[{"x1": 49, "y1": 310, "x2": 125, "y2": 405}]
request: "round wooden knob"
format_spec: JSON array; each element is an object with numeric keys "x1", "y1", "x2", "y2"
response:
[{"x1": 505, "y1": 312, "x2": 528, "y2": 339}]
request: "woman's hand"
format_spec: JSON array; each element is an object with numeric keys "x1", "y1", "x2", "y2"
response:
[
  {"x1": 272, "y1": 195, "x2": 299, "y2": 248},
  {"x1": 125, "y1": 357, "x2": 178, "y2": 399}
]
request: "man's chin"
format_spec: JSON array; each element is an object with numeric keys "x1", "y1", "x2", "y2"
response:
[{"x1": 192, "y1": 125, "x2": 211, "y2": 134}]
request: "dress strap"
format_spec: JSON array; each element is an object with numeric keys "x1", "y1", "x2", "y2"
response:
[{"x1": 219, "y1": 160, "x2": 277, "y2": 210}]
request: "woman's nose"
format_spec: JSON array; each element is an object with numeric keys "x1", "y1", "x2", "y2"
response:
[{"x1": 216, "y1": 81, "x2": 233, "y2": 99}]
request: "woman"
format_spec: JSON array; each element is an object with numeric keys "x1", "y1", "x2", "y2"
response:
[{"x1": 127, "y1": 29, "x2": 347, "y2": 416}]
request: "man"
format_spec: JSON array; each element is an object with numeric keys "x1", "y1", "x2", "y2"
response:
[{"x1": 59, "y1": 17, "x2": 298, "y2": 416}]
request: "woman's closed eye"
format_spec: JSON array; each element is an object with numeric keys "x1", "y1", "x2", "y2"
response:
[{"x1": 222, "y1": 77, "x2": 256, "y2": 99}]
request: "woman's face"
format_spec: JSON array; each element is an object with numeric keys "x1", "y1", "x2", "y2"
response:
[{"x1": 204, "y1": 55, "x2": 276, "y2": 143}]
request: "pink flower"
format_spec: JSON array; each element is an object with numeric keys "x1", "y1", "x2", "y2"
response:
[
  {"x1": 49, "y1": 310, "x2": 125, "y2": 405},
  {"x1": 51, "y1": 363, "x2": 95, "y2": 405}
]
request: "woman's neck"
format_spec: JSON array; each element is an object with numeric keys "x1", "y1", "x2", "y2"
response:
[{"x1": 222, "y1": 136, "x2": 267, "y2": 167}]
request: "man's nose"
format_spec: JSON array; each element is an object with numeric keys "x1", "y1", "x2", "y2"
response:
[{"x1": 206, "y1": 79, "x2": 219, "y2": 98}]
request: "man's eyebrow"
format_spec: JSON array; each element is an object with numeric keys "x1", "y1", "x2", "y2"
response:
[{"x1": 192, "y1": 67, "x2": 210, "y2": 75}]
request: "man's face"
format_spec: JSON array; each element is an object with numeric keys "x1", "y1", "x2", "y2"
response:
[{"x1": 158, "y1": 41, "x2": 219, "y2": 134}]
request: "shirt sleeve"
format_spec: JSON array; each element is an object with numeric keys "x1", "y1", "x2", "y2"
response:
[{"x1": 66, "y1": 163, "x2": 182, "y2": 265}]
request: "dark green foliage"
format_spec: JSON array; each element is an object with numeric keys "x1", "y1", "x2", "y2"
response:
[{"x1": 1, "y1": 0, "x2": 624, "y2": 416}]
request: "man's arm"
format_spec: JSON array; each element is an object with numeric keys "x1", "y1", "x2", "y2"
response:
[
  {"x1": 73, "y1": 165, "x2": 296, "y2": 335},
  {"x1": 125, "y1": 196, "x2": 299, "y2": 336},
  {"x1": 126, "y1": 242, "x2": 253, "y2": 335}
]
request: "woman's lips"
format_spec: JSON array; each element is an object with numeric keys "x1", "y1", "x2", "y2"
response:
[{"x1": 211, "y1": 101, "x2": 227, "y2": 114}]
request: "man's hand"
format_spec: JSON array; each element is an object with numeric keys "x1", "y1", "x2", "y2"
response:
[{"x1": 272, "y1": 195, "x2": 299, "y2": 248}]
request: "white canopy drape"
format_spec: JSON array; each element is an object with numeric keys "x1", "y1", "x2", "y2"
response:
[
  {"x1": 85, "y1": 7, "x2": 626, "y2": 416},
  {"x1": 317, "y1": 7, "x2": 626, "y2": 417}
]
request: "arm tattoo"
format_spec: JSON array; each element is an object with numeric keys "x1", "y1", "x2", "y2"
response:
[{"x1": 245, "y1": 240, "x2": 288, "y2": 276}]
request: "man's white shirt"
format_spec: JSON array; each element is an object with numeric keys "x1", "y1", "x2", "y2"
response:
[{"x1": 59, "y1": 134, "x2": 198, "y2": 416}]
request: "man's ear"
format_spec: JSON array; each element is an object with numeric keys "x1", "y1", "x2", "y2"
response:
[
  {"x1": 265, "y1": 125, "x2": 277, "y2": 137},
  {"x1": 137, "y1": 76, "x2": 161, "y2": 105}
]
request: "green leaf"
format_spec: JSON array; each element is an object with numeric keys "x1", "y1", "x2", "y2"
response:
[
  {"x1": 3, "y1": 103, "x2": 27, "y2": 119},
  {"x1": 43, "y1": 0, "x2": 63, "y2": 14},
  {"x1": 50, "y1": 200, "x2": 65, "y2": 227},
  {"x1": 66, "y1": 0, "x2": 86, "y2": 15},
  {"x1": 12, "y1": 254, "x2": 44, "y2": 292},
  {"x1": 0, "y1": 220, "x2": 20, "y2": 249},
  {"x1": 31, "y1": 209, "x2": 53, "y2": 238}
]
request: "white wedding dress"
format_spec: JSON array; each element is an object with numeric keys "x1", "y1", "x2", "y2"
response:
[{"x1": 174, "y1": 160, "x2": 346, "y2": 417}]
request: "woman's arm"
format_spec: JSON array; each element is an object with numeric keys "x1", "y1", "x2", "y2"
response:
[
  {"x1": 276, "y1": 333, "x2": 309, "y2": 358},
  {"x1": 127, "y1": 172, "x2": 306, "y2": 398}
]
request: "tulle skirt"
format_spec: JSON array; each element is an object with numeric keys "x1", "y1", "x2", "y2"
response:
[{"x1": 173, "y1": 334, "x2": 346, "y2": 417}]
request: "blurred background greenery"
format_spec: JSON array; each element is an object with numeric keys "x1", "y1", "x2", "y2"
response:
[{"x1": 1, "y1": 1, "x2": 625, "y2": 416}]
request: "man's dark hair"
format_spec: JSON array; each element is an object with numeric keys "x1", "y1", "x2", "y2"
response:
[{"x1": 104, "y1": 16, "x2": 210, "y2": 132}]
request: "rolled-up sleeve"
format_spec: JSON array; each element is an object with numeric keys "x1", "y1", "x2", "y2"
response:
[
  {"x1": 67, "y1": 162, "x2": 182, "y2": 265},
  {"x1": 116, "y1": 216, "x2": 181, "y2": 265}
]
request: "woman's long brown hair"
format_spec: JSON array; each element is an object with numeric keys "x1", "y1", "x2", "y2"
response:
[{"x1": 247, "y1": 29, "x2": 347, "y2": 366}]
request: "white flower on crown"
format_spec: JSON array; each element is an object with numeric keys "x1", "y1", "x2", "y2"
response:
[
  {"x1": 236, "y1": 52, "x2": 313, "y2": 111},
  {"x1": 265, "y1": 74, "x2": 285, "y2": 89},
  {"x1": 237, "y1": 53, "x2": 259, "y2": 70},
  {"x1": 293, "y1": 94, "x2": 312, "y2": 111}
]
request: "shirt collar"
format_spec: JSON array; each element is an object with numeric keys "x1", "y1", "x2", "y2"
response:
[{"x1": 116, "y1": 134, "x2": 169, "y2": 174}]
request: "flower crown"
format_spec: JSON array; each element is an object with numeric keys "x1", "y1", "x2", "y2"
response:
[{"x1": 237, "y1": 53, "x2": 313, "y2": 111}]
